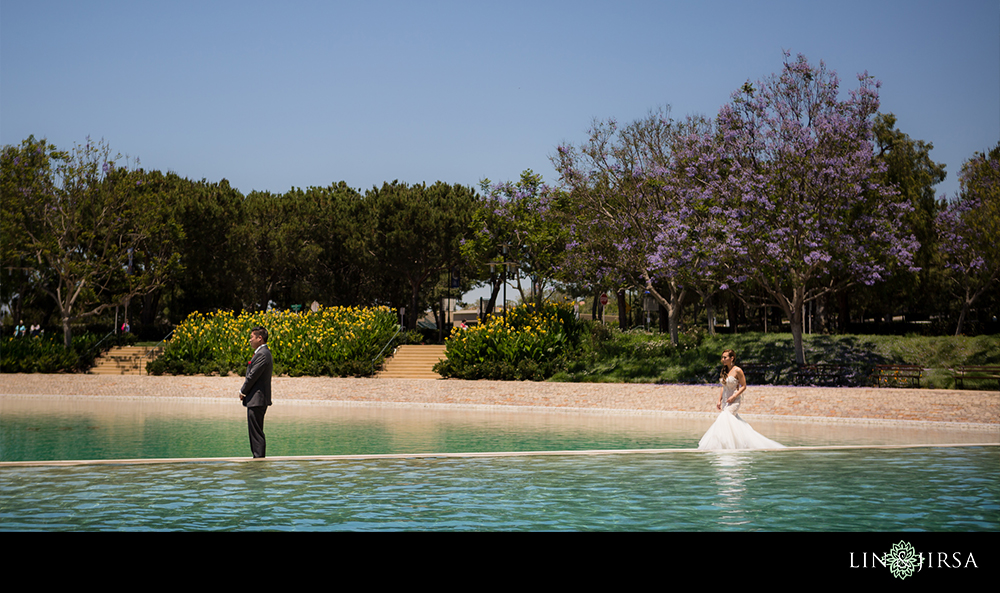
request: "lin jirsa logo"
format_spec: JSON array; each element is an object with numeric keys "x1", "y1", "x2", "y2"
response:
[
  {"x1": 850, "y1": 540, "x2": 978, "y2": 579},
  {"x1": 886, "y1": 541, "x2": 921, "y2": 580}
]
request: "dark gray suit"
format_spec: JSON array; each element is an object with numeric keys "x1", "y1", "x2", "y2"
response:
[{"x1": 241, "y1": 343, "x2": 272, "y2": 457}]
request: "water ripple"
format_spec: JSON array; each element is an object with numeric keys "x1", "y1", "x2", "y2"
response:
[{"x1": 1, "y1": 447, "x2": 996, "y2": 531}]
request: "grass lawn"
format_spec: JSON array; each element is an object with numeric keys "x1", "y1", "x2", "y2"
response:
[{"x1": 551, "y1": 328, "x2": 1000, "y2": 390}]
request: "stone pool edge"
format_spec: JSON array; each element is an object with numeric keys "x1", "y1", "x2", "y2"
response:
[{"x1": 1, "y1": 442, "x2": 997, "y2": 469}]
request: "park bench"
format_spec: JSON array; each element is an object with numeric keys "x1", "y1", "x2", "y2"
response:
[
  {"x1": 793, "y1": 363, "x2": 859, "y2": 387},
  {"x1": 871, "y1": 364, "x2": 923, "y2": 388},
  {"x1": 951, "y1": 365, "x2": 1000, "y2": 389}
]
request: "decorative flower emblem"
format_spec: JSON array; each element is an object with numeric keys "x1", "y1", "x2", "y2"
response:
[{"x1": 886, "y1": 540, "x2": 919, "y2": 580}]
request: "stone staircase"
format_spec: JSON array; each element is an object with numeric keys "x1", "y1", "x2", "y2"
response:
[
  {"x1": 90, "y1": 345, "x2": 163, "y2": 375},
  {"x1": 377, "y1": 344, "x2": 447, "y2": 379}
]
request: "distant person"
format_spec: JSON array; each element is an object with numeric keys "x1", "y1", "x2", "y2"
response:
[
  {"x1": 15, "y1": 320, "x2": 26, "y2": 338},
  {"x1": 238, "y1": 326, "x2": 273, "y2": 458},
  {"x1": 30, "y1": 324, "x2": 40, "y2": 337},
  {"x1": 121, "y1": 319, "x2": 130, "y2": 333}
]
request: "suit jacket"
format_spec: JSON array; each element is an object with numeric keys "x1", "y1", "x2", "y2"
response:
[{"x1": 241, "y1": 344, "x2": 272, "y2": 408}]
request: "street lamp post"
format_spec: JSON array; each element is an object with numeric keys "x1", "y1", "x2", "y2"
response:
[{"x1": 488, "y1": 243, "x2": 517, "y2": 324}]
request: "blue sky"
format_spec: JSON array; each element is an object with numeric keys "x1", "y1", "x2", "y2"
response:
[
  {"x1": 3, "y1": 0, "x2": 997, "y2": 204},
  {"x1": 4, "y1": 1, "x2": 995, "y2": 306}
]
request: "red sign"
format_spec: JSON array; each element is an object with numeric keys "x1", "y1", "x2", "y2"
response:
[{"x1": 599, "y1": 293, "x2": 609, "y2": 306}]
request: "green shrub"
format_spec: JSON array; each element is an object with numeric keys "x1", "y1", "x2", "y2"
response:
[
  {"x1": 435, "y1": 301, "x2": 585, "y2": 380},
  {"x1": 552, "y1": 330, "x2": 1000, "y2": 388},
  {"x1": 0, "y1": 333, "x2": 104, "y2": 373}
]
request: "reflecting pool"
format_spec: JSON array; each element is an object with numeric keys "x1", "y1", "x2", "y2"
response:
[
  {"x1": 2, "y1": 396, "x2": 995, "y2": 461},
  {"x1": 1, "y1": 447, "x2": 997, "y2": 531},
  {"x1": 2, "y1": 396, "x2": 997, "y2": 531}
]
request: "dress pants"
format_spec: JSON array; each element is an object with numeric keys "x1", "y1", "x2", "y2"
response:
[{"x1": 247, "y1": 405, "x2": 267, "y2": 458}]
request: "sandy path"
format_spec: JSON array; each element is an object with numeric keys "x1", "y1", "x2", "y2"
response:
[{"x1": 1, "y1": 374, "x2": 997, "y2": 425}]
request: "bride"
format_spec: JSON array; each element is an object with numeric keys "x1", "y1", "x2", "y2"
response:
[{"x1": 698, "y1": 349, "x2": 784, "y2": 450}]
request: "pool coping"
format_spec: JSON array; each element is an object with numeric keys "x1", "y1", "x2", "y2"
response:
[{"x1": 1, "y1": 442, "x2": 996, "y2": 468}]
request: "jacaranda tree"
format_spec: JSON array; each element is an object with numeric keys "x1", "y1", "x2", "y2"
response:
[
  {"x1": 709, "y1": 52, "x2": 918, "y2": 364},
  {"x1": 653, "y1": 114, "x2": 733, "y2": 336},
  {"x1": 553, "y1": 107, "x2": 698, "y2": 344},
  {"x1": 471, "y1": 170, "x2": 570, "y2": 308}
]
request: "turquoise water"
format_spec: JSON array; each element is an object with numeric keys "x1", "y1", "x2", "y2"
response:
[
  {"x1": 1, "y1": 448, "x2": 997, "y2": 531},
  {"x1": 1, "y1": 401, "x2": 706, "y2": 460},
  {"x1": 2, "y1": 397, "x2": 994, "y2": 461},
  {"x1": 1, "y1": 397, "x2": 997, "y2": 531}
]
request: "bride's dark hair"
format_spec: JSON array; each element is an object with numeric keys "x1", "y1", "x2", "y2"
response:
[{"x1": 720, "y1": 349, "x2": 736, "y2": 381}]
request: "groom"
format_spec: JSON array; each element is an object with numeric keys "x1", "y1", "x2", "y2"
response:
[{"x1": 239, "y1": 326, "x2": 272, "y2": 458}]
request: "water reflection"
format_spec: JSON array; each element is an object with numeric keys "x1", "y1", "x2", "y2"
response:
[
  {"x1": 707, "y1": 451, "x2": 756, "y2": 527},
  {"x1": 2, "y1": 396, "x2": 996, "y2": 462},
  {"x1": 1, "y1": 448, "x2": 996, "y2": 531}
]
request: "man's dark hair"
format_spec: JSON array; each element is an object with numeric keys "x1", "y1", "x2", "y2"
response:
[{"x1": 251, "y1": 326, "x2": 268, "y2": 343}]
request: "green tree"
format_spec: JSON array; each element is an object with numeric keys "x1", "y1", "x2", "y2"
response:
[
  {"x1": 937, "y1": 142, "x2": 1000, "y2": 335},
  {"x1": 471, "y1": 170, "x2": 571, "y2": 310},
  {"x1": 235, "y1": 189, "x2": 315, "y2": 311},
  {"x1": 120, "y1": 169, "x2": 186, "y2": 330},
  {"x1": 845, "y1": 113, "x2": 948, "y2": 328},
  {"x1": 284, "y1": 182, "x2": 375, "y2": 307},
  {"x1": 1, "y1": 136, "x2": 67, "y2": 332},
  {"x1": 362, "y1": 181, "x2": 478, "y2": 330},
  {"x1": 1, "y1": 137, "x2": 179, "y2": 347},
  {"x1": 164, "y1": 177, "x2": 245, "y2": 322}
]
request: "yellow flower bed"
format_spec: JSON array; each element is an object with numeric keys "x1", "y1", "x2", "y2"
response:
[{"x1": 154, "y1": 306, "x2": 399, "y2": 376}]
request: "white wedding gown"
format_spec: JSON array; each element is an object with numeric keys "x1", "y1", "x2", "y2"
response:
[{"x1": 697, "y1": 376, "x2": 785, "y2": 450}]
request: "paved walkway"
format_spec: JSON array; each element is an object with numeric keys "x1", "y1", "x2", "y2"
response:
[{"x1": 2, "y1": 373, "x2": 997, "y2": 424}]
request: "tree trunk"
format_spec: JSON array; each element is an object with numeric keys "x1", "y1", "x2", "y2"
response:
[
  {"x1": 61, "y1": 314, "x2": 72, "y2": 350},
  {"x1": 667, "y1": 297, "x2": 684, "y2": 345},
  {"x1": 955, "y1": 298, "x2": 971, "y2": 336},
  {"x1": 433, "y1": 301, "x2": 443, "y2": 342},
  {"x1": 837, "y1": 289, "x2": 851, "y2": 334},
  {"x1": 483, "y1": 274, "x2": 502, "y2": 320},
  {"x1": 767, "y1": 284, "x2": 807, "y2": 364},
  {"x1": 955, "y1": 282, "x2": 991, "y2": 336},
  {"x1": 514, "y1": 274, "x2": 528, "y2": 305},
  {"x1": 703, "y1": 291, "x2": 716, "y2": 335},
  {"x1": 644, "y1": 274, "x2": 687, "y2": 346},
  {"x1": 790, "y1": 311, "x2": 805, "y2": 364},
  {"x1": 141, "y1": 290, "x2": 160, "y2": 327},
  {"x1": 727, "y1": 299, "x2": 739, "y2": 334},
  {"x1": 815, "y1": 295, "x2": 828, "y2": 334},
  {"x1": 787, "y1": 286, "x2": 806, "y2": 365},
  {"x1": 408, "y1": 281, "x2": 421, "y2": 331},
  {"x1": 617, "y1": 289, "x2": 628, "y2": 330}
]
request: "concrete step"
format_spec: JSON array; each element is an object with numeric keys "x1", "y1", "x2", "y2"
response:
[
  {"x1": 377, "y1": 344, "x2": 447, "y2": 379},
  {"x1": 90, "y1": 346, "x2": 163, "y2": 376}
]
